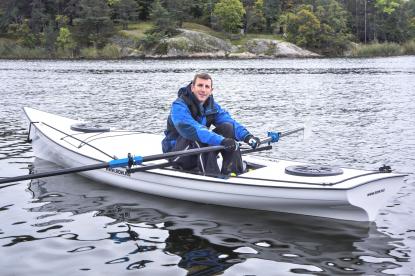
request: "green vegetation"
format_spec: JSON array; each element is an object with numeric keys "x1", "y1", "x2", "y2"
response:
[
  {"x1": 213, "y1": 0, "x2": 245, "y2": 34},
  {"x1": 0, "y1": 0, "x2": 414, "y2": 59},
  {"x1": 403, "y1": 40, "x2": 415, "y2": 54},
  {"x1": 351, "y1": 40, "x2": 415, "y2": 57},
  {"x1": 119, "y1": 22, "x2": 153, "y2": 39}
]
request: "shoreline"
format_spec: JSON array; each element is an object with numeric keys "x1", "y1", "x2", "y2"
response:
[{"x1": 1, "y1": 54, "x2": 414, "y2": 61}]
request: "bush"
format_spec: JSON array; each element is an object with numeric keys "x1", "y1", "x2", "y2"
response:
[
  {"x1": 0, "y1": 39, "x2": 50, "y2": 58},
  {"x1": 138, "y1": 32, "x2": 165, "y2": 51},
  {"x1": 80, "y1": 47, "x2": 99, "y2": 58},
  {"x1": 100, "y1": 44, "x2": 121, "y2": 58}
]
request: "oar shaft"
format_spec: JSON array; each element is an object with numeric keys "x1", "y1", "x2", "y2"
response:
[
  {"x1": 0, "y1": 145, "x2": 225, "y2": 185},
  {"x1": 260, "y1": 127, "x2": 304, "y2": 144},
  {"x1": 280, "y1": 127, "x2": 305, "y2": 138},
  {"x1": 0, "y1": 163, "x2": 108, "y2": 184}
]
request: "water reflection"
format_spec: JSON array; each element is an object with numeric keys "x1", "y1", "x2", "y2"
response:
[{"x1": 21, "y1": 158, "x2": 406, "y2": 275}]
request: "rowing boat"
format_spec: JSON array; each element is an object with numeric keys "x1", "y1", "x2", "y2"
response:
[{"x1": 22, "y1": 107, "x2": 406, "y2": 222}]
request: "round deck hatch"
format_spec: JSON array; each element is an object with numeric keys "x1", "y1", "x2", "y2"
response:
[
  {"x1": 285, "y1": 165, "x2": 343, "y2": 177},
  {"x1": 70, "y1": 123, "x2": 110, "y2": 133}
]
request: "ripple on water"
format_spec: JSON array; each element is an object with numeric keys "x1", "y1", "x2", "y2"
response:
[{"x1": 0, "y1": 57, "x2": 414, "y2": 275}]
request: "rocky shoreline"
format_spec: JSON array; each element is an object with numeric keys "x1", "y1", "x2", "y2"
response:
[{"x1": 112, "y1": 29, "x2": 321, "y2": 59}]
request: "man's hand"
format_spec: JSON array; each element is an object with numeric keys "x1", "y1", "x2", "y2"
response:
[
  {"x1": 244, "y1": 135, "x2": 261, "y2": 149},
  {"x1": 220, "y1": 138, "x2": 239, "y2": 152}
]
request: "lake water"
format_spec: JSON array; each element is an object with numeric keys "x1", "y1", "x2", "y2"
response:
[{"x1": 0, "y1": 57, "x2": 414, "y2": 275}]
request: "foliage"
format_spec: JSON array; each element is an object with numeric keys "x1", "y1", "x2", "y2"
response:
[
  {"x1": 148, "y1": 0, "x2": 178, "y2": 36},
  {"x1": 0, "y1": 38, "x2": 49, "y2": 58},
  {"x1": 263, "y1": 0, "x2": 281, "y2": 33},
  {"x1": 1, "y1": 0, "x2": 414, "y2": 57},
  {"x1": 285, "y1": 5, "x2": 320, "y2": 47},
  {"x1": 350, "y1": 42, "x2": 403, "y2": 57},
  {"x1": 138, "y1": 31, "x2": 166, "y2": 51},
  {"x1": 244, "y1": 0, "x2": 266, "y2": 33},
  {"x1": 80, "y1": 46, "x2": 99, "y2": 58},
  {"x1": 12, "y1": 20, "x2": 36, "y2": 48},
  {"x1": 111, "y1": 0, "x2": 140, "y2": 29},
  {"x1": 100, "y1": 43, "x2": 121, "y2": 58},
  {"x1": 284, "y1": 1, "x2": 351, "y2": 55},
  {"x1": 403, "y1": 39, "x2": 415, "y2": 54},
  {"x1": 375, "y1": 0, "x2": 401, "y2": 14},
  {"x1": 56, "y1": 27, "x2": 76, "y2": 51},
  {"x1": 213, "y1": 0, "x2": 245, "y2": 33},
  {"x1": 71, "y1": 0, "x2": 115, "y2": 48}
]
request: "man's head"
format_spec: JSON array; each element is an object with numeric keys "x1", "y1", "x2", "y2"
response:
[{"x1": 191, "y1": 73, "x2": 213, "y2": 104}]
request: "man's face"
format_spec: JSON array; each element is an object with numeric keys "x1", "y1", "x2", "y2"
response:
[{"x1": 191, "y1": 77, "x2": 213, "y2": 104}]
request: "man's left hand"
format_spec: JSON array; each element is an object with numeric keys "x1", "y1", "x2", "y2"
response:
[{"x1": 244, "y1": 135, "x2": 261, "y2": 149}]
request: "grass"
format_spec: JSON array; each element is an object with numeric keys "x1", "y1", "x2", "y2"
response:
[
  {"x1": 350, "y1": 42, "x2": 403, "y2": 57},
  {"x1": 0, "y1": 38, "x2": 51, "y2": 58},
  {"x1": 403, "y1": 39, "x2": 415, "y2": 55},
  {"x1": 79, "y1": 44, "x2": 122, "y2": 59},
  {"x1": 118, "y1": 22, "x2": 153, "y2": 39}
]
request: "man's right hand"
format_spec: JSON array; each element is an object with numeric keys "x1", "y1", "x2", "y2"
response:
[{"x1": 220, "y1": 138, "x2": 239, "y2": 152}]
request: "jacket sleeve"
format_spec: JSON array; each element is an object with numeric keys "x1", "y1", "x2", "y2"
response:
[
  {"x1": 171, "y1": 100, "x2": 224, "y2": 146},
  {"x1": 213, "y1": 102, "x2": 251, "y2": 141}
]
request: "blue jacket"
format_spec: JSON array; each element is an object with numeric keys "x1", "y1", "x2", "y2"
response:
[{"x1": 162, "y1": 83, "x2": 251, "y2": 153}]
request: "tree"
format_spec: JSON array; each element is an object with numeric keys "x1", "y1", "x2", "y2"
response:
[
  {"x1": 56, "y1": 26, "x2": 76, "y2": 52},
  {"x1": 29, "y1": 0, "x2": 48, "y2": 35},
  {"x1": 72, "y1": 0, "x2": 114, "y2": 48},
  {"x1": 285, "y1": 1, "x2": 351, "y2": 55},
  {"x1": 213, "y1": 0, "x2": 245, "y2": 33},
  {"x1": 111, "y1": 0, "x2": 140, "y2": 29},
  {"x1": 244, "y1": 0, "x2": 266, "y2": 33},
  {"x1": 314, "y1": 0, "x2": 350, "y2": 53},
  {"x1": 148, "y1": 0, "x2": 177, "y2": 35},
  {"x1": 163, "y1": 0, "x2": 188, "y2": 27},
  {"x1": 375, "y1": 0, "x2": 401, "y2": 14},
  {"x1": 286, "y1": 5, "x2": 320, "y2": 48},
  {"x1": 263, "y1": 0, "x2": 280, "y2": 33},
  {"x1": 0, "y1": 0, "x2": 32, "y2": 33}
]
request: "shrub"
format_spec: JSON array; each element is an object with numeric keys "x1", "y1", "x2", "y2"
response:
[
  {"x1": 80, "y1": 47, "x2": 99, "y2": 58},
  {"x1": 100, "y1": 44, "x2": 121, "y2": 58}
]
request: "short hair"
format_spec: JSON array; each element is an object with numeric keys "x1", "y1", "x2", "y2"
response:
[{"x1": 193, "y1": 73, "x2": 213, "y2": 87}]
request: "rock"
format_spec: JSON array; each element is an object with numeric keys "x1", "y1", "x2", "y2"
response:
[
  {"x1": 159, "y1": 29, "x2": 235, "y2": 57},
  {"x1": 245, "y1": 39, "x2": 320, "y2": 58},
  {"x1": 109, "y1": 35, "x2": 138, "y2": 49},
  {"x1": 115, "y1": 29, "x2": 320, "y2": 58}
]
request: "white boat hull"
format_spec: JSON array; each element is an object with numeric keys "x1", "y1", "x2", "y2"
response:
[{"x1": 24, "y1": 107, "x2": 406, "y2": 222}]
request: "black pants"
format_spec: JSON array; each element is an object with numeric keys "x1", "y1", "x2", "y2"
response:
[{"x1": 171, "y1": 123, "x2": 244, "y2": 175}]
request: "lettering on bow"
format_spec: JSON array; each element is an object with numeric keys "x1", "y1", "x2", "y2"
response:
[{"x1": 367, "y1": 188, "x2": 385, "y2": 197}]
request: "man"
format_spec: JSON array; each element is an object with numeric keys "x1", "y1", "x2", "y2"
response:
[{"x1": 161, "y1": 73, "x2": 260, "y2": 175}]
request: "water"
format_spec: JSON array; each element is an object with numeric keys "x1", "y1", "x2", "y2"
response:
[{"x1": 0, "y1": 57, "x2": 414, "y2": 275}]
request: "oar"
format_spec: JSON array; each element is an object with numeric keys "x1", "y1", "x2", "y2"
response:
[
  {"x1": 0, "y1": 145, "x2": 225, "y2": 185},
  {"x1": 0, "y1": 127, "x2": 304, "y2": 185}
]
